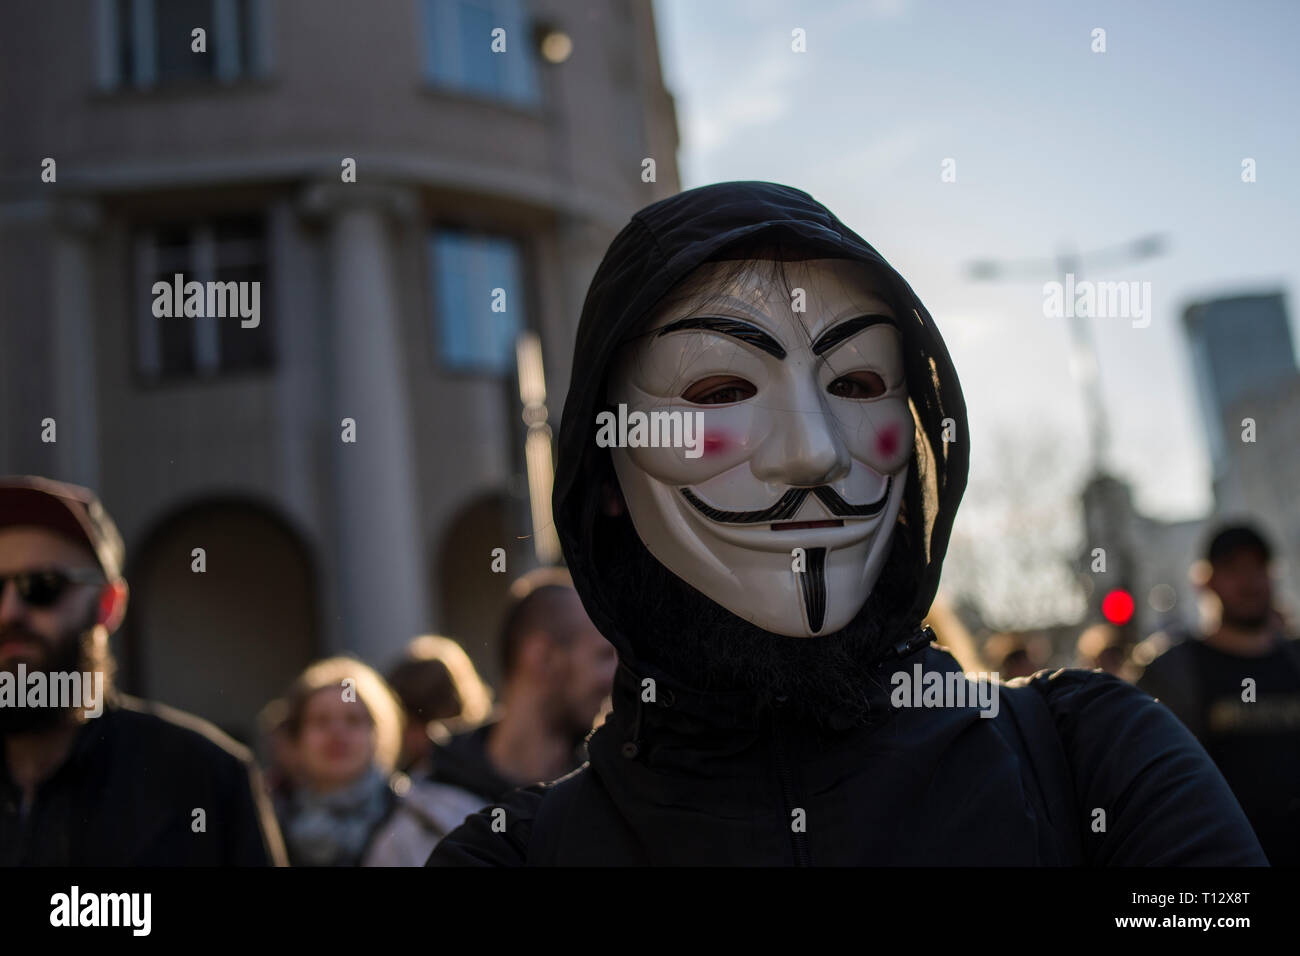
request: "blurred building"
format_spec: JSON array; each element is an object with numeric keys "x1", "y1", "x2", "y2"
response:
[
  {"x1": 1079, "y1": 291, "x2": 1300, "y2": 640},
  {"x1": 1186, "y1": 291, "x2": 1300, "y2": 617},
  {"x1": 1215, "y1": 364, "x2": 1300, "y2": 601},
  {"x1": 1185, "y1": 292, "x2": 1296, "y2": 490},
  {"x1": 1078, "y1": 473, "x2": 1207, "y2": 640},
  {"x1": 0, "y1": 0, "x2": 679, "y2": 739}
]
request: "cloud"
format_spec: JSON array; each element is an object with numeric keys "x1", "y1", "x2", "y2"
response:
[
  {"x1": 810, "y1": 124, "x2": 932, "y2": 183},
  {"x1": 683, "y1": 53, "x2": 799, "y2": 153}
]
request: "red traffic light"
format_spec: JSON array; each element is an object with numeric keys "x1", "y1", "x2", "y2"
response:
[{"x1": 1101, "y1": 589, "x2": 1135, "y2": 625}]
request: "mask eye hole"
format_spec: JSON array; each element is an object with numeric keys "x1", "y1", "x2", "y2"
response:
[
  {"x1": 682, "y1": 375, "x2": 757, "y2": 405},
  {"x1": 828, "y1": 371, "x2": 887, "y2": 399}
]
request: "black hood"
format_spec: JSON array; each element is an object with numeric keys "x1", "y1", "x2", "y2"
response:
[{"x1": 553, "y1": 181, "x2": 969, "y2": 671}]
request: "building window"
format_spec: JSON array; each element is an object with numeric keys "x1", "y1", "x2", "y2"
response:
[
  {"x1": 96, "y1": 0, "x2": 269, "y2": 90},
  {"x1": 133, "y1": 218, "x2": 274, "y2": 381},
  {"x1": 430, "y1": 230, "x2": 526, "y2": 374},
  {"x1": 422, "y1": 0, "x2": 540, "y2": 106}
]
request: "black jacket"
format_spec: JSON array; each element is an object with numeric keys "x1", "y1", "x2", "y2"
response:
[
  {"x1": 429, "y1": 180, "x2": 1266, "y2": 866},
  {"x1": 1, "y1": 694, "x2": 286, "y2": 866},
  {"x1": 427, "y1": 724, "x2": 519, "y2": 805},
  {"x1": 1138, "y1": 635, "x2": 1300, "y2": 865}
]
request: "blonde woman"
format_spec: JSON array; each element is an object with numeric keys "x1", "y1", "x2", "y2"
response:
[{"x1": 276, "y1": 657, "x2": 405, "y2": 867}]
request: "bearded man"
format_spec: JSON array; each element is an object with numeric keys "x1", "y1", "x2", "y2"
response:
[{"x1": 0, "y1": 476, "x2": 285, "y2": 865}]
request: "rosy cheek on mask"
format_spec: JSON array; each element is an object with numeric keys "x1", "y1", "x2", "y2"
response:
[
  {"x1": 702, "y1": 430, "x2": 733, "y2": 457},
  {"x1": 616, "y1": 387, "x2": 759, "y2": 486},
  {"x1": 830, "y1": 393, "x2": 913, "y2": 478},
  {"x1": 871, "y1": 414, "x2": 915, "y2": 474},
  {"x1": 876, "y1": 425, "x2": 900, "y2": 458}
]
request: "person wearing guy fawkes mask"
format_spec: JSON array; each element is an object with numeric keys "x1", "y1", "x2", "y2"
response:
[
  {"x1": 0, "y1": 476, "x2": 285, "y2": 865},
  {"x1": 429, "y1": 181, "x2": 1266, "y2": 866}
]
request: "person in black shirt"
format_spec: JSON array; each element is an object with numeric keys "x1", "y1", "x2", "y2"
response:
[
  {"x1": 1139, "y1": 523, "x2": 1300, "y2": 865},
  {"x1": 428, "y1": 181, "x2": 1266, "y2": 866},
  {"x1": 0, "y1": 475, "x2": 286, "y2": 865},
  {"x1": 428, "y1": 568, "x2": 616, "y2": 806}
]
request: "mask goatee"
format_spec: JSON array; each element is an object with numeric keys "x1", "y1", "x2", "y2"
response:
[{"x1": 597, "y1": 509, "x2": 920, "y2": 728}]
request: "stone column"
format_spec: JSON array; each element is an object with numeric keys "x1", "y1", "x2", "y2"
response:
[
  {"x1": 268, "y1": 197, "x2": 341, "y2": 653},
  {"x1": 301, "y1": 181, "x2": 428, "y2": 665},
  {"x1": 51, "y1": 200, "x2": 104, "y2": 490}
]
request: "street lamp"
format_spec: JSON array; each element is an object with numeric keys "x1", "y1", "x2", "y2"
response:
[
  {"x1": 516, "y1": 331, "x2": 562, "y2": 565},
  {"x1": 967, "y1": 233, "x2": 1167, "y2": 475},
  {"x1": 535, "y1": 24, "x2": 573, "y2": 64}
]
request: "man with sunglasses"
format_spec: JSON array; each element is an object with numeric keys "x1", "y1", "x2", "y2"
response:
[{"x1": 0, "y1": 475, "x2": 286, "y2": 865}]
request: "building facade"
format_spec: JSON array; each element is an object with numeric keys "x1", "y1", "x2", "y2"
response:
[
  {"x1": 1184, "y1": 292, "x2": 1296, "y2": 488},
  {"x1": 1079, "y1": 291, "x2": 1300, "y2": 643},
  {"x1": 0, "y1": 0, "x2": 680, "y2": 739}
]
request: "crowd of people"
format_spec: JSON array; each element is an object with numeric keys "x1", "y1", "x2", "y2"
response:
[
  {"x1": 0, "y1": 475, "x2": 618, "y2": 866},
  {"x1": 975, "y1": 524, "x2": 1299, "y2": 866},
  {"x1": 3, "y1": 472, "x2": 1294, "y2": 866},
  {"x1": 263, "y1": 568, "x2": 617, "y2": 867},
  {"x1": 3, "y1": 182, "x2": 1296, "y2": 866}
]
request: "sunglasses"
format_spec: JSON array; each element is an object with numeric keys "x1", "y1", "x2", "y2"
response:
[{"x1": 0, "y1": 568, "x2": 104, "y2": 608}]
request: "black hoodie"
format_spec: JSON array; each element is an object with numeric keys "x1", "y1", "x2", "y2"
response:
[{"x1": 428, "y1": 181, "x2": 1266, "y2": 866}]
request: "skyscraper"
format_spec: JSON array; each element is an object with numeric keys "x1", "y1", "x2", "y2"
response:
[{"x1": 1184, "y1": 292, "x2": 1296, "y2": 478}]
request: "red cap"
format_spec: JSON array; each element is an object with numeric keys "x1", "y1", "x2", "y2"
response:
[{"x1": 0, "y1": 476, "x2": 125, "y2": 579}]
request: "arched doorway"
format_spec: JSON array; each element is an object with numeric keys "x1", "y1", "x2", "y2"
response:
[
  {"x1": 436, "y1": 491, "x2": 524, "y2": 691},
  {"x1": 122, "y1": 499, "x2": 319, "y2": 743}
]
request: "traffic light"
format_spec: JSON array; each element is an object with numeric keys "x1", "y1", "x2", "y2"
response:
[{"x1": 1101, "y1": 588, "x2": 1135, "y2": 627}]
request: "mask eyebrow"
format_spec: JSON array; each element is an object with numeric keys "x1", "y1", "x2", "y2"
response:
[
  {"x1": 811, "y1": 314, "x2": 896, "y2": 356},
  {"x1": 656, "y1": 315, "x2": 787, "y2": 360}
]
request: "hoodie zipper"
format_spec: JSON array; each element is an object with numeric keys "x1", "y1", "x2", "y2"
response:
[{"x1": 770, "y1": 701, "x2": 812, "y2": 866}]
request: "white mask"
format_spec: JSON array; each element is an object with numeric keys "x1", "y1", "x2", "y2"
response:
[{"x1": 606, "y1": 258, "x2": 914, "y2": 638}]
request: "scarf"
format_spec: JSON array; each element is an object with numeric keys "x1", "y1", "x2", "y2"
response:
[{"x1": 283, "y1": 766, "x2": 392, "y2": 866}]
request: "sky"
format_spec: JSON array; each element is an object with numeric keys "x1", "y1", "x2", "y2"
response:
[{"x1": 651, "y1": 0, "x2": 1300, "y2": 531}]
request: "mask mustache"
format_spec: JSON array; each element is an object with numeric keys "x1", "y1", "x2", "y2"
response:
[{"x1": 680, "y1": 476, "x2": 893, "y2": 524}]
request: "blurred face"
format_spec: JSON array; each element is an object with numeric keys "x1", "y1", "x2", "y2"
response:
[
  {"x1": 0, "y1": 527, "x2": 103, "y2": 677},
  {"x1": 607, "y1": 258, "x2": 913, "y2": 637},
  {"x1": 400, "y1": 711, "x2": 431, "y2": 771},
  {"x1": 296, "y1": 689, "x2": 376, "y2": 793},
  {"x1": 1208, "y1": 549, "x2": 1273, "y2": 630},
  {"x1": 1095, "y1": 646, "x2": 1127, "y2": 677},
  {"x1": 1000, "y1": 650, "x2": 1035, "y2": 681},
  {"x1": 549, "y1": 590, "x2": 618, "y2": 734}
]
